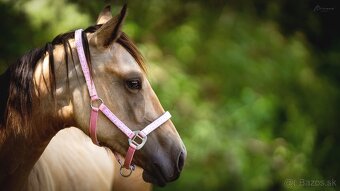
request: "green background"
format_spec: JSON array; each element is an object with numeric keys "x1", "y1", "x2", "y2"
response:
[{"x1": 0, "y1": 0, "x2": 339, "y2": 190}]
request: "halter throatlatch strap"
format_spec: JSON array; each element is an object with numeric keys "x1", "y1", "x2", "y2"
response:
[{"x1": 74, "y1": 29, "x2": 172, "y2": 177}]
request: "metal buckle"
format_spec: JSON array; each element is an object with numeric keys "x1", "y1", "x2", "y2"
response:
[
  {"x1": 128, "y1": 130, "x2": 147, "y2": 150},
  {"x1": 90, "y1": 98, "x2": 104, "y2": 109}
]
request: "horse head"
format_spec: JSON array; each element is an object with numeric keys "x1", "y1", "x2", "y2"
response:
[{"x1": 54, "y1": 5, "x2": 186, "y2": 186}]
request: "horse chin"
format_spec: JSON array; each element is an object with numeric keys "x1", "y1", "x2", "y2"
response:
[{"x1": 142, "y1": 170, "x2": 167, "y2": 187}]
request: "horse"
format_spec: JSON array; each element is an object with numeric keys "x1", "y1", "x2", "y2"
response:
[{"x1": 0, "y1": 4, "x2": 186, "y2": 190}]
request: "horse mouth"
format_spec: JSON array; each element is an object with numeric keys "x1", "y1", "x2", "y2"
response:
[
  {"x1": 142, "y1": 162, "x2": 181, "y2": 187},
  {"x1": 142, "y1": 170, "x2": 167, "y2": 187}
]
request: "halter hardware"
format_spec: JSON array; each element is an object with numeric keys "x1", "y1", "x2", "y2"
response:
[
  {"x1": 120, "y1": 164, "x2": 135, "y2": 177},
  {"x1": 129, "y1": 131, "x2": 147, "y2": 150},
  {"x1": 90, "y1": 98, "x2": 104, "y2": 109}
]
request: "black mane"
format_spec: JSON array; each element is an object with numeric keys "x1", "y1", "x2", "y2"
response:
[
  {"x1": 0, "y1": 47, "x2": 46, "y2": 126},
  {"x1": 0, "y1": 25, "x2": 100, "y2": 127},
  {"x1": 0, "y1": 68, "x2": 10, "y2": 124},
  {"x1": 0, "y1": 24, "x2": 144, "y2": 127}
]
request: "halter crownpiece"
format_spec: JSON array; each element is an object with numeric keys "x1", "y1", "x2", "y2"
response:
[{"x1": 74, "y1": 29, "x2": 171, "y2": 177}]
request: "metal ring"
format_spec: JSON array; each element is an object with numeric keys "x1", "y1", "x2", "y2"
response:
[
  {"x1": 120, "y1": 165, "x2": 134, "y2": 177},
  {"x1": 90, "y1": 98, "x2": 104, "y2": 109}
]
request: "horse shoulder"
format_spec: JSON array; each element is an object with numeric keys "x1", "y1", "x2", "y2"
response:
[
  {"x1": 28, "y1": 127, "x2": 151, "y2": 191},
  {"x1": 28, "y1": 127, "x2": 114, "y2": 191}
]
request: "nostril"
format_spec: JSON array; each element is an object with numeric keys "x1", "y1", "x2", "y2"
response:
[{"x1": 176, "y1": 151, "x2": 185, "y2": 172}]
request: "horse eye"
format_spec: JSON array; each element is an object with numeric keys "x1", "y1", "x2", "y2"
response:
[{"x1": 126, "y1": 79, "x2": 142, "y2": 90}]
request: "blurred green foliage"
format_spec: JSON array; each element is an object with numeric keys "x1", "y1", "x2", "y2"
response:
[{"x1": 0, "y1": 0, "x2": 339, "y2": 190}]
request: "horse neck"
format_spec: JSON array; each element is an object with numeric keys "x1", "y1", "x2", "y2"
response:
[{"x1": 0, "y1": 45, "x2": 70, "y2": 190}]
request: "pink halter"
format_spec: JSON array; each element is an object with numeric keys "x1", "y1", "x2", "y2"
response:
[{"x1": 74, "y1": 29, "x2": 171, "y2": 177}]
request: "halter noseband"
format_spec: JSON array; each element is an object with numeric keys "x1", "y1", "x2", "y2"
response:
[{"x1": 74, "y1": 29, "x2": 171, "y2": 177}]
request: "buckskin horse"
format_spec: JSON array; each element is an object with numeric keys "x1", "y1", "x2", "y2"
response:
[{"x1": 0, "y1": 5, "x2": 186, "y2": 190}]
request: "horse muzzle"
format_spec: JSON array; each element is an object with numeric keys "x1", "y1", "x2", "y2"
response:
[{"x1": 142, "y1": 145, "x2": 187, "y2": 186}]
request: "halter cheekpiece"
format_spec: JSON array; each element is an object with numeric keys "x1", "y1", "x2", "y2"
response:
[{"x1": 74, "y1": 29, "x2": 171, "y2": 177}]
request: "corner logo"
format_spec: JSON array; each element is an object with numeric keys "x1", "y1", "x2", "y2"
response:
[{"x1": 313, "y1": 5, "x2": 335, "y2": 13}]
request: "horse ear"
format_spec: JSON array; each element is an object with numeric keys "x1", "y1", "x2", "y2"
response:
[
  {"x1": 90, "y1": 4, "x2": 127, "y2": 48},
  {"x1": 96, "y1": 5, "x2": 112, "y2": 25}
]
